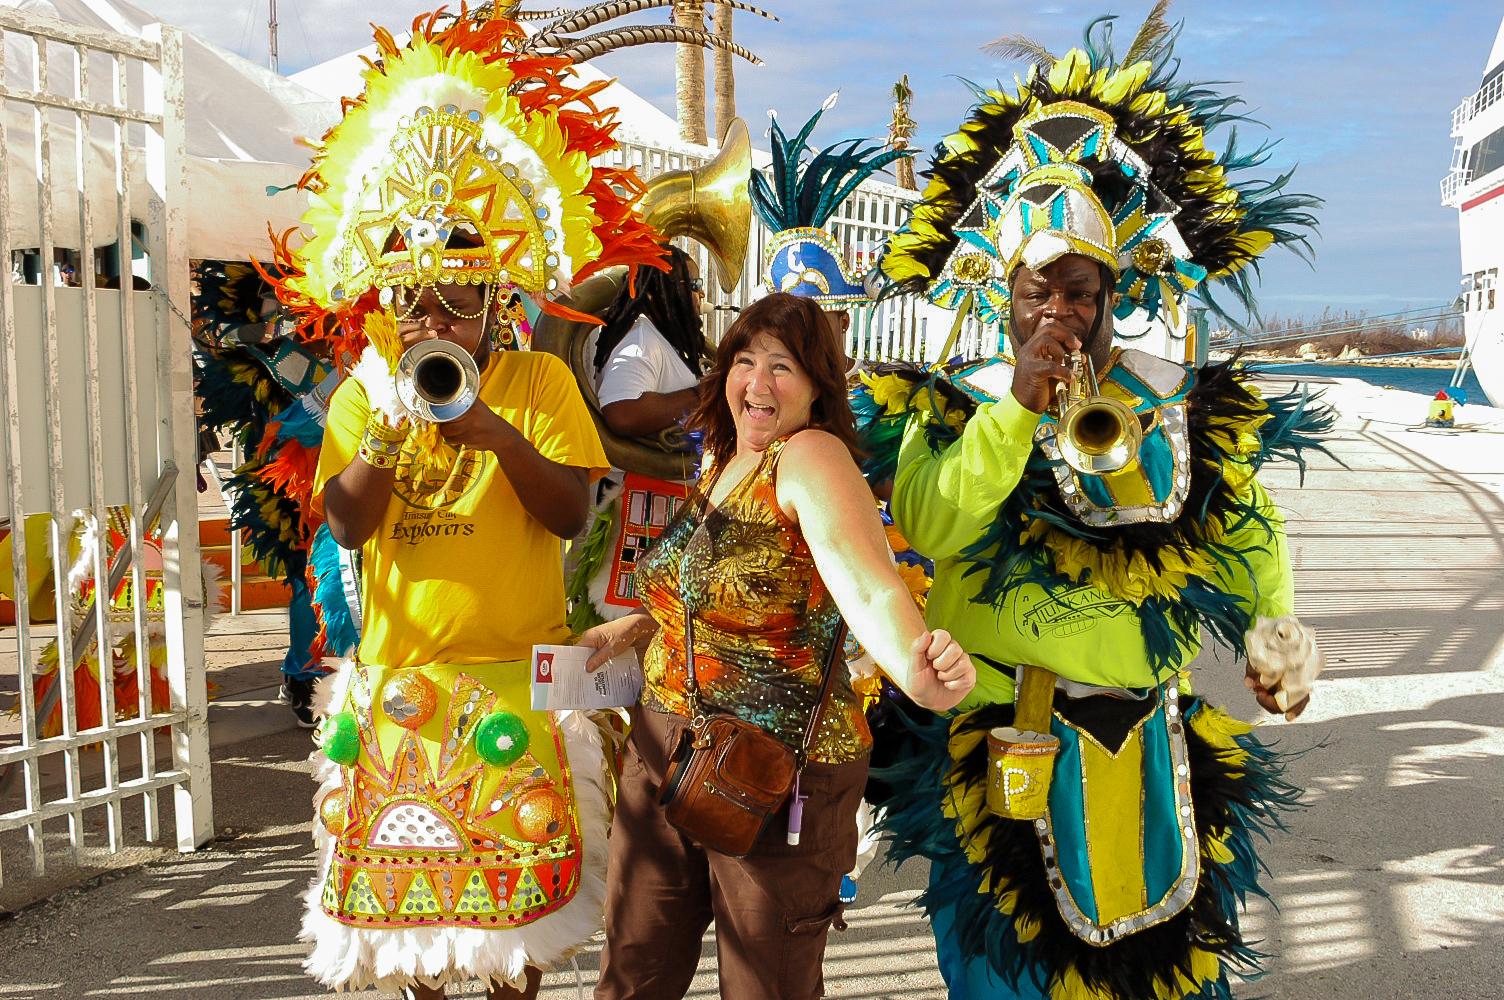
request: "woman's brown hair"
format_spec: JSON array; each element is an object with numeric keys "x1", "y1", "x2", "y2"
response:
[{"x1": 688, "y1": 292, "x2": 861, "y2": 469}]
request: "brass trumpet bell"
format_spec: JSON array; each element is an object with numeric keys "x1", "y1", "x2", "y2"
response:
[
  {"x1": 1054, "y1": 353, "x2": 1142, "y2": 475},
  {"x1": 639, "y1": 117, "x2": 752, "y2": 293},
  {"x1": 396, "y1": 339, "x2": 480, "y2": 422}
]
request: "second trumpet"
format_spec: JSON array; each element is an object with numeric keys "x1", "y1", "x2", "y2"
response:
[{"x1": 1053, "y1": 352, "x2": 1142, "y2": 475}]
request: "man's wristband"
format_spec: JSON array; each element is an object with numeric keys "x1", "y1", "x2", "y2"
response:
[
  {"x1": 364, "y1": 415, "x2": 408, "y2": 444},
  {"x1": 358, "y1": 439, "x2": 400, "y2": 469},
  {"x1": 358, "y1": 420, "x2": 405, "y2": 470}
]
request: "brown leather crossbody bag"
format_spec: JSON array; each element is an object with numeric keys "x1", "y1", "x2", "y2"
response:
[{"x1": 657, "y1": 598, "x2": 846, "y2": 858}]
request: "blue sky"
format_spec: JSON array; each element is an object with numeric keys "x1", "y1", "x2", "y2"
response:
[{"x1": 135, "y1": 0, "x2": 1503, "y2": 322}]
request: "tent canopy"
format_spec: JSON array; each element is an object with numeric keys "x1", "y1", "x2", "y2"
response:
[{"x1": 3, "y1": 0, "x2": 338, "y2": 260}]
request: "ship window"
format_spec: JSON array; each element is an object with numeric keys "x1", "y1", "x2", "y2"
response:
[{"x1": 1467, "y1": 123, "x2": 1504, "y2": 179}]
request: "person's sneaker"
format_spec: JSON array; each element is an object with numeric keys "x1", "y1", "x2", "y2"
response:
[
  {"x1": 279, "y1": 675, "x2": 318, "y2": 729},
  {"x1": 839, "y1": 874, "x2": 859, "y2": 905}
]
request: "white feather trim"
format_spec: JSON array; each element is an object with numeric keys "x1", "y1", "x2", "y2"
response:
[
  {"x1": 300, "y1": 708, "x2": 613, "y2": 992},
  {"x1": 350, "y1": 346, "x2": 411, "y2": 426},
  {"x1": 200, "y1": 557, "x2": 226, "y2": 624},
  {"x1": 311, "y1": 656, "x2": 358, "y2": 720},
  {"x1": 64, "y1": 510, "x2": 101, "y2": 606}
]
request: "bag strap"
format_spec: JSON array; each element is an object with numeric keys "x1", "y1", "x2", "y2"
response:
[{"x1": 794, "y1": 617, "x2": 847, "y2": 769}]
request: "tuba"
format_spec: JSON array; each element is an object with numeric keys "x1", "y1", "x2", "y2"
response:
[
  {"x1": 533, "y1": 268, "x2": 700, "y2": 481},
  {"x1": 1054, "y1": 351, "x2": 1143, "y2": 475},
  {"x1": 637, "y1": 117, "x2": 752, "y2": 294},
  {"x1": 533, "y1": 118, "x2": 753, "y2": 480}
]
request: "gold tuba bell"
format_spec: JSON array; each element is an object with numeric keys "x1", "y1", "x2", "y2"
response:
[
  {"x1": 637, "y1": 117, "x2": 752, "y2": 293},
  {"x1": 1054, "y1": 352, "x2": 1143, "y2": 475}
]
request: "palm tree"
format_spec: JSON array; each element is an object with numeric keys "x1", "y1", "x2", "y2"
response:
[
  {"x1": 673, "y1": 0, "x2": 708, "y2": 145},
  {"x1": 711, "y1": 0, "x2": 735, "y2": 142},
  {"x1": 888, "y1": 75, "x2": 918, "y2": 190}
]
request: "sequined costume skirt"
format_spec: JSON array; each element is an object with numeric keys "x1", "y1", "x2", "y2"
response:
[{"x1": 300, "y1": 658, "x2": 614, "y2": 992}]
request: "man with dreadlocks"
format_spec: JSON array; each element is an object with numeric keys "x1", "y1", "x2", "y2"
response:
[
  {"x1": 853, "y1": 19, "x2": 1331, "y2": 1000},
  {"x1": 562, "y1": 245, "x2": 708, "y2": 628},
  {"x1": 592, "y1": 246, "x2": 707, "y2": 440}
]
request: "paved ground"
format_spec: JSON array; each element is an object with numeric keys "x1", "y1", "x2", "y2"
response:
[{"x1": 0, "y1": 378, "x2": 1501, "y2": 998}]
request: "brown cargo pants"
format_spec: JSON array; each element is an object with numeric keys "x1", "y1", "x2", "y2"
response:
[{"x1": 594, "y1": 705, "x2": 869, "y2": 1000}]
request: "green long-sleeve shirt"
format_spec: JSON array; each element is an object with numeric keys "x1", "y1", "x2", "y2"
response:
[{"x1": 891, "y1": 391, "x2": 1293, "y2": 710}]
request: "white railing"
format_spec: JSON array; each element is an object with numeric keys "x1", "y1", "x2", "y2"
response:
[
  {"x1": 0, "y1": 9, "x2": 212, "y2": 888},
  {"x1": 603, "y1": 139, "x2": 989, "y2": 364},
  {"x1": 1441, "y1": 166, "x2": 1474, "y2": 207},
  {"x1": 1452, "y1": 73, "x2": 1504, "y2": 135}
]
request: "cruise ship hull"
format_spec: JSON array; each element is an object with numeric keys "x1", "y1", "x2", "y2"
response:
[{"x1": 1443, "y1": 19, "x2": 1504, "y2": 406}]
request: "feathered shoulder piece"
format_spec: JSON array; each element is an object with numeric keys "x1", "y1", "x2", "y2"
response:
[
  {"x1": 879, "y1": 15, "x2": 1319, "y2": 329},
  {"x1": 752, "y1": 96, "x2": 913, "y2": 305},
  {"x1": 851, "y1": 354, "x2": 1335, "y2": 671}
]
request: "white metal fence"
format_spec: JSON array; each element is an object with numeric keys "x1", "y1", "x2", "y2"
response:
[{"x1": 0, "y1": 9, "x2": 211, "y2": 885}]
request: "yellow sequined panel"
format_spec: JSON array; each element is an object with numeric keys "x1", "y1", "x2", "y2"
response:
[{"x1": 317, "y1": 662, "x2": 583, "y2": 929}]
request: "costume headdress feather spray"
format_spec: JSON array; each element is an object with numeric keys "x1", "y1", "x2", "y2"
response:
[
  {"x1": 261, "y1": 3, "x2": 764, "y2": 472},
  {"x1": 752, "y1": 94, "x2": 914, "y2": 306},
  {"x1": 879, "y1": 14, "x2": 1320, "y2": 331}
]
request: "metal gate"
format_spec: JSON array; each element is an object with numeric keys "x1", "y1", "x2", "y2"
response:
[{"x1": 0, "y1": 9, "x2": 211, "y2": 886}]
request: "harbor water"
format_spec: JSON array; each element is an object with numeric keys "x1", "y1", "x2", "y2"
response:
[{"x1": 1249, "y1": 361, "x2": 1492, "y2": 406}]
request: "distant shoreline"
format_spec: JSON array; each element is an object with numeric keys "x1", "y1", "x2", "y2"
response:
[{"x1": 1222, "y1": 351, "x2": 1460, "y2": 370}]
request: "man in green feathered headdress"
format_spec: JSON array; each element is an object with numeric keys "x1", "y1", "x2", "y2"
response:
[{"x1": 859, "y1": 16, "x2": 1331, "y2": 1000}]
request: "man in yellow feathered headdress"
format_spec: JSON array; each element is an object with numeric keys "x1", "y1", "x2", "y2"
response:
[{"x1": 270, "y1": 7, "x2": 750, "y2": 998}]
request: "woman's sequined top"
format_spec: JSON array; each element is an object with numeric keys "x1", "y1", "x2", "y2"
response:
[{"x1": 635, "y1": 436, "x2": 872, "y2": 764}]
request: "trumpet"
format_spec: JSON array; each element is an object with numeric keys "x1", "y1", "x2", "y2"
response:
[
  {"x1": 395, "y1": 339, "x2": 481, "y2": 423},
  {"x1": 1053, "y1": 352, "x2": 1142, "y2": 475}
]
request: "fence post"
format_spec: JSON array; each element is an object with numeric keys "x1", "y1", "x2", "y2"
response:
[{"x1": 142, "y1": 22, "x2": 212, "y2": 851}]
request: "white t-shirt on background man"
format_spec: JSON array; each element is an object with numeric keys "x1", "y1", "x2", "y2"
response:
[{"x1": 596, "y1": 316, "x2": 699, "y2": 406}]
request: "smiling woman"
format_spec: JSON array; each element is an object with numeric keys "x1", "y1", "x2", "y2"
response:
[
  {"x1": 689, "y1": 293, "x2": 861, "y2": 468},
  {"x1": 576, "y1": 292, "x2": 978, "y2": 998}
]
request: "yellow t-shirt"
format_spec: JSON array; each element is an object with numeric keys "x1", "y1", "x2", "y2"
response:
[{"x1": 313, "y1": 350, "x2": 609, "y2": 668}]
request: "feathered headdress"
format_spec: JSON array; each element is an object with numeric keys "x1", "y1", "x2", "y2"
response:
[
  {"x1": 253, "y1": 2, "x2": 775, "y2": 475},
  {"x1": 265, "y1": 3, "x2": 773, "y2": 373},
  {"x1": 879, "y1": 15, "x2": 1320, "y2": 330},
  {"x1": 752, "y1": 95, "x2": 913, "y2": 307}
]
